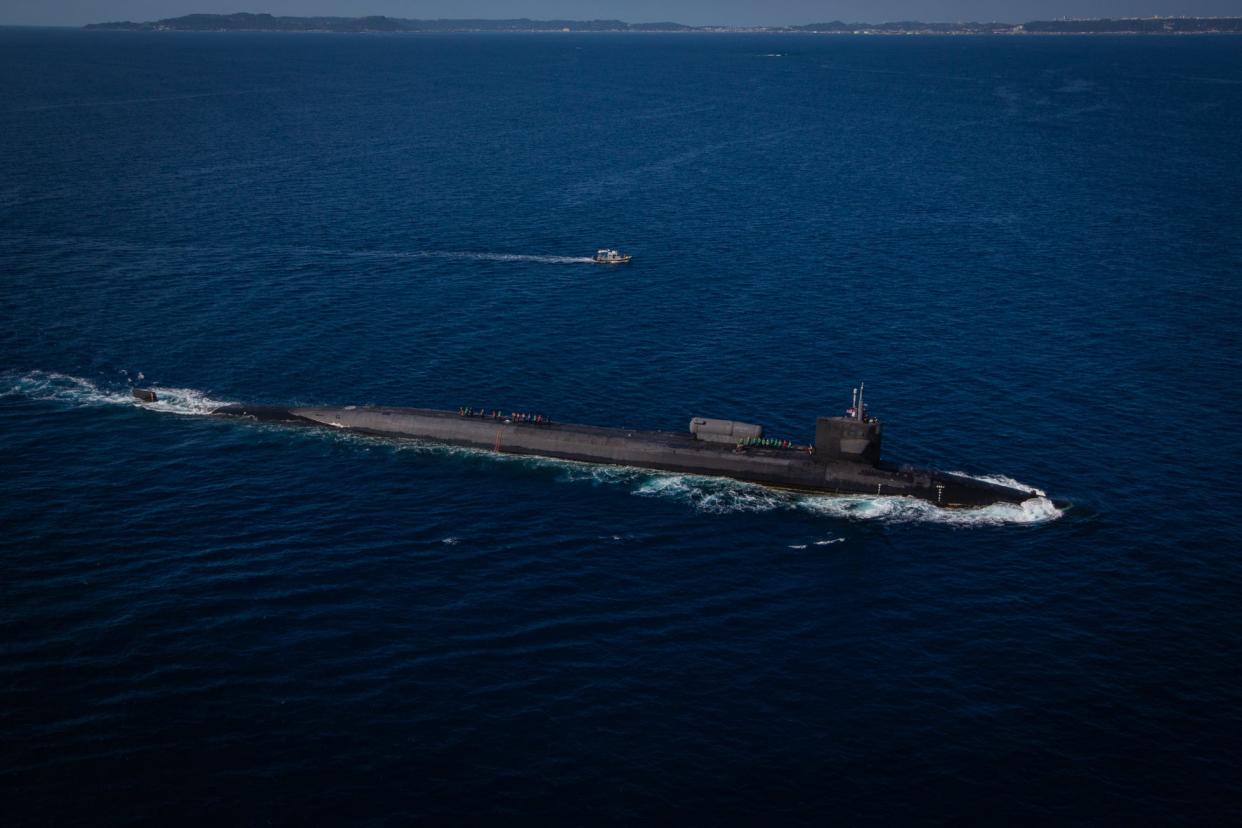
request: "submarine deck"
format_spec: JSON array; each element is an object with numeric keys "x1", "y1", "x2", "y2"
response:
[
  {"x1": 302, "y1": 405, "x2": 809, "y2": 457},
  {"x1": 209, "y1": 401, "x2": 1038, "y2": 506}
]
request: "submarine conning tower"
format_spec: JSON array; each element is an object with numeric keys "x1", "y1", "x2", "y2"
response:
[{"x1": 814, "y1": 383, "x2": 883, "y2": 466}]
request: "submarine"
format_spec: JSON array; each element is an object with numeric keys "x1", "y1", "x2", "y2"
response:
[{"x1": 134, "y1": 384, "x2": 1041, "y2": 508}]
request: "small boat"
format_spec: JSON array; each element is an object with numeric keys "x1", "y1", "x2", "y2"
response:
[{"x1": 592, "y1": 248, "x2": 632, "y2": 264}]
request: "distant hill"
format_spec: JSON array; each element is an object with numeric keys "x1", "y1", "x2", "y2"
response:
[
  {"x1": 793, "y1": 18, "x2": 1242, "y2": 34},
  {"x1": 84, "y1": 12, "x2": 1242, "y2": 35},
  {"x1": 84, "y1": 13, "x2": 695, "y2": 33},
  {"x1": 791, "y1": 20, "x2": 1015, "y2": 34},
  {"x1": 1020, "y1": 18, "x2": 1242, "y2": 34}
]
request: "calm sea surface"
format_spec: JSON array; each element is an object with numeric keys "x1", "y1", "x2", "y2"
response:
[{"x1": 2, "y1": 29, "x2": 1241, "y2": 824}]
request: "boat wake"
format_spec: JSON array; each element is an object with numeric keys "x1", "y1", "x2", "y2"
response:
[
  {"x1": 347, "y1": 249, "x2": 595, "y2": 265},
  {"x1": 1, "y1": 370, "x2": 232, "y2": 417},
  {"x1": 14, "y1": 239, "x2": 598, "y2": 266},
  {"x1": 4, "y1": 371, "x2": 1061, "y2": 526},
  {"x1": 796, "y1": 491, "x2": 1062, "y2": 526},
  {"x1": 440, "y1": 251, "x2": 596, "y2": 264}
]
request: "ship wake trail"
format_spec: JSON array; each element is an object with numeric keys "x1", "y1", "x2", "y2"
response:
[
  {"x1": 798, "y1": 491, "x2": 1062, "y2": 526},
  {"x1": 346, "y1": 250, "x2": 595, "y2": 265},
  {"x1": 440, "y1": 252, "x2": 596, "y2": 264},
  {"x1": 1, "y1": 370, "x2": 232, "y2": 417},
  {"x1": 8, "y1": 240, "x2": 597, "y2": 266}
]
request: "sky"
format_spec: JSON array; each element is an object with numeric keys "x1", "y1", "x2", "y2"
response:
[{"x1": 3, "y1": 1, "x2": 1241, "y2": 27}]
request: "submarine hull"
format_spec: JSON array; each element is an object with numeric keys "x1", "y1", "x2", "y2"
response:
[{"x1": 205, "y1": 401, "x2": 1038, "y2": 508}]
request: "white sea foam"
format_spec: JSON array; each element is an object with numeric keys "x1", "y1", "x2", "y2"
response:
[
  {"x1": 3, "y1": 370, "x2": 129, "y2": 407},
  {"x1": 633, "y1": 475, "x2": 790, "y2": 514},
  {"x1": 796, "y1": 492, "x2": 1061, "y2": 526},
  {"x1": 2, "y1": 370, "x2": 232, "y2": 417},
  {"x1": 789, "y1": 538, "x2": 844, "y2": 550},
  {"x1": 139, "y1": 386, "x2": 233, "y2": 416},
  {"x1": 442, "y1": 252, "x2": 595, "y2": 264},
  {"x1": 348, "y1": 249, "x2": 594, "y2": 265},
  {"x1": 552, "y1": 463, "x2": 646, "y2": 486}
]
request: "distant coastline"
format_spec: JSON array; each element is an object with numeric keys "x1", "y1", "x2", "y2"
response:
[{"x1": 84, "y1": 12, "x2": 1242, "y2": 36}]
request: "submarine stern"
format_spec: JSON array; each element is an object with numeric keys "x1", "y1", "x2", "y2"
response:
[{"x1": 211, "y1": 403, "x2": 316, "y2": 424}]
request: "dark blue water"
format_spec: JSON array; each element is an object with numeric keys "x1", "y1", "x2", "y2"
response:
[{"x1": 3, "y1": 29, "x2": 1241, "y2": 824}]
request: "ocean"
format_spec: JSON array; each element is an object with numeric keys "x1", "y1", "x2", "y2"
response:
[{"x1": 2, "y1": 28, "x2": 1240, "y2": 824}]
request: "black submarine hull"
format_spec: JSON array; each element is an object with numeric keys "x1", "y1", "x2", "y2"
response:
[{"x1": 205, "y1": 401, "x2": 1040, "y2": 508}]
